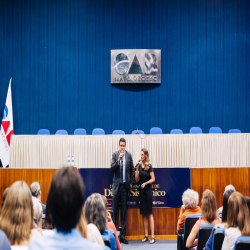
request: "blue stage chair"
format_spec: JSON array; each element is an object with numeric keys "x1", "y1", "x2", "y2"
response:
[
  {"x1": 37, "y1": 129, "x2": 50, "y2": 135},
  {"x1": 92, "y1": 128, "x2": 105, "y2": 135},
  {"x1": 189, "y1": 127, "x2": 202, "y2": 134},
  {"x1": 171, "y1": 129, "x2": 183, "y2": 134},
  {"x1": 150, "y1": 127, "x2": 163, "y2": 134},
  {"x1": 228, "y1": 129, "x2": 241, "y2": 134},
  {"x1": 234, "y1": 236, "x2": 250, "y2": 250},
  {"x1": 209, "y1": 127, "x2": 222, "y2": 134},
  {"x1": 55, "y1": 130, "x2": 68, "y2": 135},
  {"x1": 132, "y1": 130, "x2": 144, "y2": 134},
  {"x1": 74, "y1": 128, "x2": 87, "y2": 135},
  {"x1": 112, "y1": 130, "x2": 125, "y2": 135}
]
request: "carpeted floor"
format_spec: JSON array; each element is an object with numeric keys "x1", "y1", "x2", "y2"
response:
[{"x1": 122, "y1": 240, "x2": 177, "y2": 250}]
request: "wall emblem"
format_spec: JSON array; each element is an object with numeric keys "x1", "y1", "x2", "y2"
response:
[{"x1": 111, "y1": 49, "x2": 161, "y2": 84}]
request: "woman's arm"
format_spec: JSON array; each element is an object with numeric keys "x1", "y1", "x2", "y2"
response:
[
  {"x1": 141, "y1": 171, "x2": 155, "y2": 189},
  {"x1": 135, "y1": 163, "x2": 140, "y2": 182},
  {"x1": 186, "y1": 220, "x2": 199, "y2": 248}
]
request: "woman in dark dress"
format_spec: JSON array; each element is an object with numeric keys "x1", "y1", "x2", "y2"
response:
[{"x1": 135, "y1": 148, "x2": 156, "y2": 244}]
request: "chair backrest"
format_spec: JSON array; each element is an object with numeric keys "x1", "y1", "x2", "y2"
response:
[
  {"x1": 234, "y1": 236, "x2": 250, "y2": 250},
  {"x1": 92, "y1": 128, "x2": 105, "y2": 135},
  {"x1": 150, "y1": 127, "x2": 163, "y2": 134},
  {"x1": 102, "y1": 235, "x2": 111, "y2": 248},
  {"x1": 190, "y1": 127, "x2": 202, "y2": 134},
  {"x1": 182, "y1": 214, "x2": 201, "y2": 250},
  {"x1": 170, "y1": 129, "x2": 183, "y2": 134},
  {"x1": 37, "y1": 129, "x2": 50, "y2": 135},
  {"x1": 132, "y1": 130, "x2": 144, "y2": 134},
  {"x1": 74, "y1": 128, "x2": 87, "y2": 135},
  {"x1": 212, "y1": 228, "x2": 225, "y2": 250},
  {"x1": 55, "y1": 130, "x2": 68, "y2": 135},
  {"x1": 228, "y1": 129, "x2": 241, "y2": 134},
  {"x1": 209, "y1": 127, "x2": 222, "y2": 134},
  {"x1": 197, "y1": 225, "x2": 214, "y2": 250},
  {"x1": 112, "y1": 130, "x2": 125, "y2": 135}
]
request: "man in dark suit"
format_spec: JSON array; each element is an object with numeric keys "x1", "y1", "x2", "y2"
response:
[{"x1": 111, "y1": 138, "x2": 135, "y2": 244}]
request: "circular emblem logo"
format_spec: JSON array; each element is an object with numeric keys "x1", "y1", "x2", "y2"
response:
[{"x1": 114, "y1": 53, "x2": 129, "y2": 75}]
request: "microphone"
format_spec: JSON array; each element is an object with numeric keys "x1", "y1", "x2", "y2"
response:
[{"x1": 121, "y1": 150, "x2": 124, "y2": 162}]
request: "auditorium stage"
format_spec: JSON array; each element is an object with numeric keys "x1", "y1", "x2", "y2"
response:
[{"x1": 0, "y1": 167, "x2": 249, "y2": 239}]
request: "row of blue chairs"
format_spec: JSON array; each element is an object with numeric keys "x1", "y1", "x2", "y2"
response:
[
  {"x1": 38, "y1": 127, "x2": 242, "y2": 135},
  {"x1": 177, "y1": 214, "x2": 250, "y2": 250}
]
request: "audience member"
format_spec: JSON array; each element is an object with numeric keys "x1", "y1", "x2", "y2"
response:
[
  {"x1": 222, "y1": 192, "x2": 250, "y2": 250},
  {"x1": 87, "y1": 223, "x2": 106, "y2": 246},
  {"x1": 177, "y1": 189, "x2": 201, "y2": 233},
  {"x1": 102, "y1": 195, "x2": 121, "y2": 250},
  {"x1": 244, "y1": 196, "x2": 250, "y2": 213},
  {"x1": 186, "y1": 189, "x2": 221, "y2": 248},
  {"x1": 217, "y1": 184, "x2": 236, "y2": 216},
  {"x1": 1, "y1": 187, "x2": 9, "y2": 209},
  {"x1": 30, "y1": 182, "x2": 46, "y2": 215},
  {"x1": 0, "y1": 230, "x2": 11, "y2": 250},
  {"x1": 85, "y1": 193, "x2": 117, "y2": 250},
  {"x1": 205, "y1": 189, "x2": 234, "y2": 250},
  {"x1": 32, "y1": 197, "x2": 43, "y2": 229},
  {"x1": 0, "y1": 181, "x2": 34, "y2": 246},
  {"x1": 42, "y1": 204, "x2": 54, "y2": 231},
  {"x1": 29, "y1": 166, "x2": 108, "y2": 250}
]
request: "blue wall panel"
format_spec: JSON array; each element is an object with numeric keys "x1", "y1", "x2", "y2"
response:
[{"x1": 0, "y1": 0, "x2": 249, "y2": 134}]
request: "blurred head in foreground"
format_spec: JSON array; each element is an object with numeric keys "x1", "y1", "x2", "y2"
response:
[{"x1": 46, "y1": 166, "x2": 85, "y2": 233}]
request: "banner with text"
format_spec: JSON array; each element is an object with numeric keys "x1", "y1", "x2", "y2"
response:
[{"x1": 79, "y1": 168, "x2": 190, "y2": 208}]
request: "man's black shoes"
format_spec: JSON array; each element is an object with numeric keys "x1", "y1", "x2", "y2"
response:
[{"x1": 120, "y1": 236, "x2": 128, "y2": 244}]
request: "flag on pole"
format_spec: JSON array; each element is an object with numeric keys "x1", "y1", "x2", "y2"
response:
[{"x1": 0, "y1": 78, "x2": 13, "y2": 168}]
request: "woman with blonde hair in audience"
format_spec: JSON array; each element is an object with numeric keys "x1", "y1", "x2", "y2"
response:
[
  {"x1": 0, "y1": 181, "x2": 40, "y2": 248},
  {"x1": 102, "y1": 195, "x2": 121, "y2": 250},
  {"x1": 221, "y1": 192, "x2": 250, "y2": 250},
  {"x1": 205, "y1": 189, "x2": 234, "y2": 250},
  {"x1": 186, "y1": 189, "x2": 221, "y2": 248}
]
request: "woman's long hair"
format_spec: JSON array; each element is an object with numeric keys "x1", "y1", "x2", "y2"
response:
[
  {"x1": 84, "y1": 193, "x2": 106, "y2": 234},
  {"x1": 222, "y1": 190, "x2": 234, "y2": 222},
  {"x1": 201, "y1": 189, "x2": 217, "y2": 223},
  {"x1": 141, "y1": 148, "x2": 150, "y2": 171},
  {"x1": 227, "y1": 192, "x2": 250, "y2": 236},
  {"x1": 0, "y1": 181, "x2": 33, "y2": 245}
]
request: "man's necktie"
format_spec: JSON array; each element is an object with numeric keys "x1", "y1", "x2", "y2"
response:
[{"x1": 120, "y1": 158, "x2": 123, "y2": 183}]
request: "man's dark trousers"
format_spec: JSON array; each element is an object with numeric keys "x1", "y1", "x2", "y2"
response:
[{"x1": 112, "y1": 183, "x2": 127, "y2": 237}]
